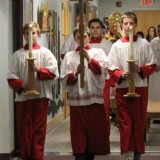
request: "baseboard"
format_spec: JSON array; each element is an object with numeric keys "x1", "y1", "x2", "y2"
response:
[
  {"x1": 0, "y1": 150, "x2": 14, "y2": 160},
  {"x1": 47, "y1": 113, "x2": 64, "y2": 133}
]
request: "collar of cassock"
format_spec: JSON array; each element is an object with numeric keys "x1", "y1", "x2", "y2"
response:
[
  {"x1": 121, "y1": 35, "x2": 138, "y2": 43},
  {"x1": 90, "y1": 36, "x2": 102, "y2": 43},
  {"x1": 75, "y1": 45, "x2": 91, "y2": 51},
  {"x1": 23, "y1": 42, "x2": 41, "y2": 50}
]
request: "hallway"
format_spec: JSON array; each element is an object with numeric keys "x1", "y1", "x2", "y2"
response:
[{"x1": 44, "y1": 117, "x2": 160, "y2": 159}]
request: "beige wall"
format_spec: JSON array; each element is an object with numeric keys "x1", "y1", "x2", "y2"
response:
[{"x1": 0, "y1": 0, "x2": 14, "y2": 153}]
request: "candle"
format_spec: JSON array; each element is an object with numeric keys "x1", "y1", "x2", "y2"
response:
[
  {"x1": 28, "y1": 24, "x2": 33, "y2": 58},
  {"x1": 129, "y1": 26, "x2": 134, "y2": 60}
]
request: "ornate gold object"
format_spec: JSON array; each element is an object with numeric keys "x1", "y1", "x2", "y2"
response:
[
  {"x1": 106, "y1": 9, "x2": 123, "y2": 42},
  {"x1": 39, "y1": 2, "x2": 50, "y2": 32}
]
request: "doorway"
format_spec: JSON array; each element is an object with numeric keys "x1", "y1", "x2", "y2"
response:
[{"x1": 12, "y1": 0, "x2": 23, "y2": 157}]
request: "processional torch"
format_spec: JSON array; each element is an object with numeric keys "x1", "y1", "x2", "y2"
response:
[
  {"x1": 23, "y1": 24, "x2": 40, "y2": 95},
  {"x1": 79, "y1": 0, "x2": 85, "y2": 88},
  {"x1": 124, "y1": 26, "x2": 140, "y2": 97}
]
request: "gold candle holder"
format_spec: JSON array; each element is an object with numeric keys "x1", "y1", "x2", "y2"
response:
[
  {"x1": 124, "y1": 26, "x2": 140, "y2": 98},
  {"x1": 124, "y1": 60, "x2": 140, "y2": 97},
  {"x1": 23, "y1": 24, "x2": 40, "y2": 96}
]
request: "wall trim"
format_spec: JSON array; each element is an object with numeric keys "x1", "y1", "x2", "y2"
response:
[
  {"x1": 0, "y1": 150, "x2": 14, "y2": 160},
  {"x1": 47, "y1": 112, "x2": 64, "y2": 133}
]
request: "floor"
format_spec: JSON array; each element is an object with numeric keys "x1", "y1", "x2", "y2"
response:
[{"x1": 44, "y1": 117, "x2": 160, "y2": 156}]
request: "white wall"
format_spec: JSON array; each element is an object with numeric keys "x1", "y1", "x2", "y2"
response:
[
  {"x1": 0, "y1": 0, "x2": 14, "y2": 153},
  {"x1": 98, "y1": 0, "x2": 160, "y2": 20}
]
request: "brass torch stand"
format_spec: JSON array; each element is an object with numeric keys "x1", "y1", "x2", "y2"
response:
[
  {"x1": 23, "y1": 58, "x2": 40, "y2": 95},
  {"x1": 124, "y1": 60, "x2": 140, "y2": 98}
]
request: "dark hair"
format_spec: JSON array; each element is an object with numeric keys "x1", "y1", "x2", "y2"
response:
[
  {"x1": 136, "y1": 31, "x2": 144, "y2": 38},
  {"x1": 146, "y1": 26, "x2": 157, "y2": 42},
  {"x1": 88, "y1": 18, "x2": 104, "y2": 28},
  {"x1": 73, "y1": 26, "x2": 90, "y2": 37},
  {"x1": 121, "y1": 12, "x2": 137, "y2": 24}
]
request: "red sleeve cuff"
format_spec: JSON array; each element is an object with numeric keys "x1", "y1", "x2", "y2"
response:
[
  {"x1": 7, "y1": 79, "x2": 24, "y2": 93},
  {"x1": 88, "y1": 58, "x2": 101, "y2": 75},
  {"x1": 140, "y1": 64, "x2": 156, "y2": 78},
  {"x1": 38, "y1": 67, "x2": 56, "y2": 80},
  {"x1": 108, "y1": 69, "x2": 123, "y2": 84},
  {"x1": 67, "y1": 73, "x2": 78, "y2": 85}
]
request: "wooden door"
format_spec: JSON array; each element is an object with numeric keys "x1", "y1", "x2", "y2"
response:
[{"x1": 133, "y1": 10, "x2": 160, "y2": 37}]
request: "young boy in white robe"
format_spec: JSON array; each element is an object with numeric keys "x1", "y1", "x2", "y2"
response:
[
  {"x1": 108, "y1": 12, "x2": 156, "y2": 160},
  {"x1": 60, "y1": 26, "x2": 110, "y2": 160},
  {"x1": 88, "y1": 18, "x2": 113, "y2": 150},
  {"x1": 7, "y1": 22, "x2": 59, "y2": 160}
]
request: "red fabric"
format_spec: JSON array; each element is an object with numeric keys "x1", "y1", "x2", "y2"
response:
[
  {"x1": 115, "y1": 87, "x2": 148, "y2": 154},
  {"x1": 108, "y1": 69, "x2": 123, "y2": 84},
  {"x1": 67, "y1": 73, "x2": 78, "y2": 85},
  {"x1": 103, "y1": 80, "x2": 111, "y2": 138},
  {"x1": 38, "y1": 67, "x2": 56, "y2": 80},
  {"x1": 61, "y1": 53, "x2": 65, "y2": 59},
  {"x1": 108, "y1": 77, "x2": 115, "y2": 87},
  {"x1": 140, "y1": 64, "x2": 156, "y2": 78},
  {"x1": 70, "y1": 104, "x2": 110, "y2": 154},
  {"x1": 23, "y1": 42, "x2": 41, "y2": 50},
  {"x1": 89, "y1": 37, "x2": 102, "y2": 43},
  {"x1": 121, "y1": 35, "x2": 138, "y2": 43},
  {"x1": 88, "y1": 59, "x2": 101, "y2": 75},
  {"x1": 75, "y1": 45, "x2": 91, "y2": 51},
  {"x1": 16, "y1": 98, "x2": 49, "y2": 160},
  {"x1": 7, "y1": 79, "x2": 24, "y2": 93},
  {"x1": 103, "y1": 78, "x2": 115, "y2": 142}
]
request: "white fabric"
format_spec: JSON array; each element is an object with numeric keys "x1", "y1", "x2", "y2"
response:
[
  {"x1": 108, "y1": 37, "x2": 156, "y2": 88},
  {"x1": 149, "y1": 37, "x2": 160, "y2": 100},
  {"x1": 60, "y1": 48, "x2": 110, "y2": 106},
  {"x1": 61, "y1": 33, "x2": 78, "y2": 55},
  {"x1": 89, "y1": 38, "x2": 112, "y2": 80},
  {"x1": 150, "y1": 37, "x2": 160, "y2": 64},
  {"x1": 89, "y1": 38, "x2": 112, "y2": 56},
  {"x1": 7, "y1": 47, "x2": 59, "y2": 102}
]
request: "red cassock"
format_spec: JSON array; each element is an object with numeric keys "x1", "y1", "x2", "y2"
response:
[
  {"x1": 108, "y1": 35, "x2": 156, "y2": 154},
  {"x1": 62, "y1": 46, "x2": 110, "y2": 155},
  {"x1": 89, "y1": 37, "x2": 113, "y2": 147},
  {"x1": 70, "y1": 104, "x2": 110, "y2": 154}
]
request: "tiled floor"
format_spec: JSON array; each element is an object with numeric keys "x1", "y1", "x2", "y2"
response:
[{"x1": 44, "y1": 117, "x2": 160, "y2": 155}]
